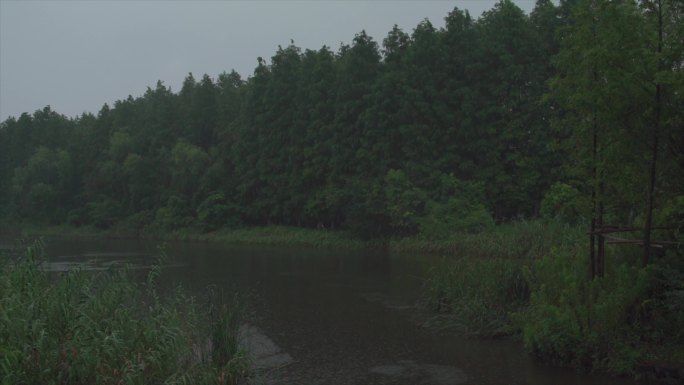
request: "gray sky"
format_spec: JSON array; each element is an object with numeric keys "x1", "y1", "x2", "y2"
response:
[{"x1": 0, "y1": 0, "x2": 536, "y2": 121}]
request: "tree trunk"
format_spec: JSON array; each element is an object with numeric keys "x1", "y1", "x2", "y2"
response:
[
  {"x1": 590, "y1": 110, "x2": 598, "y2": 279},
  {"x1": 598, "y1": 176, "x2": 605, "y2": 277},
  {"x1": 643, "y1": 0, "x2": 663, "y2": 267}
]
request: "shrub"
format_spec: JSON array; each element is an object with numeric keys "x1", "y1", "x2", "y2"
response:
[
  {"x1": 197, "y1": 193, "x2": 240, "y2": 231},
  {"x1": 521, "y1": 250, "x2": 651, "y2": 373},
  {"x1": 384, "y1": 169, "x2": 428, "y2": 236},
  {"x1": 418, "y1": 197, "x2": 494, "y2": 240},
  {"x1": 86, "y1": 197, "x2": 124, "y2": 229},
  {"x1": 540, "y1": 182, "x2": 588, "y2": 224},
  {"x1": 151, "y1": 195, "x2": 194, "y2": 231},
  {"x1": 423, "y1": 220, "x2": 684, "y2": 375}
]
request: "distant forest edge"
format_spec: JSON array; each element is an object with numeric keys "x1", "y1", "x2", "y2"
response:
[{"x1": 1, "y1": 0, "x2": 682, "y2": 240}]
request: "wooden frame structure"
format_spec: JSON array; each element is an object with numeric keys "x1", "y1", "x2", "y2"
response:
[{"x1": 588, "y1": 225, "x2": 680, "y2": 278}]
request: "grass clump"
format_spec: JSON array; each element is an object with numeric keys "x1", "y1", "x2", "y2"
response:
[
  {"x1": 427, "y1": 257, "x2": 529, "y2": 337},
  {"x1": 170, "y1": 225, "x2": 366, "y2": 249},
  {"x1": 422, "y1": 221, "x2": 581, "y2": 337},
  {"x1": 394, "y1": 220, "x2": 583, "y2": 258},
  {"x1": 0, "y1": 241, "x2": 249, "y2": 385},
  {"x1": 521, "y1": 251, "x2": 652, "y2": 373},
  {"x1": 17, "y1": 223, "x2": 369, "y2": 250},
  {"x1": 425, "y1": 220, "x2": 684, "y2": 376}
]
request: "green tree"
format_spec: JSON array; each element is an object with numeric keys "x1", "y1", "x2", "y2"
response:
[
  {"x1": 169, "y1": 139, "x2": 210, "y2": 204},
  {"x1": 10, "y1": 147, "x2": 74, "y2": 223},
  {"x1": 467, "y1": 0, "x2": 552, "y2": 218}
]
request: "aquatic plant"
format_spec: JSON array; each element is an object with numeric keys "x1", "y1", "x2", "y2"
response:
[
  {"x1": 426, "y1": 257, "x2": 529, "y2": 337},
  {"x1": 0, "y1": 241, "x2": 249, "y2": 384}
]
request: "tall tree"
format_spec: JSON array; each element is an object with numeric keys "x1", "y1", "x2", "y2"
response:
[{"x1": 641, "y1": 0, "x2": 684, "y2": 264}]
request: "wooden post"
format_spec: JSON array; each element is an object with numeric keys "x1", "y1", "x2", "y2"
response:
[
  {"x1": 590, "y1": 110, "x2": 598, "y2": 279},
  {"x1": 590, "y1": 219, "x2": 596, "y2": 279},
  {"x1": 597, "y1": 181, "x2": 605, "y2": 277}
]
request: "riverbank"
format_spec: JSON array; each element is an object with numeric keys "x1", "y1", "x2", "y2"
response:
[
  {"x1": 422, "y1": 223, "x2": 684, "y2": 381},
  {"x1": 1, "y1": 222, "x2": 369, "y2": 249},
  {"x1": 2, "y1": 220, "x2": 574, "y2": 257},
  {"x1": 0, "y1": 241, "x2": 249, "y2": 384},
  {"x1": 4, "y1": 220, "x2": 683, "y2": 380}
]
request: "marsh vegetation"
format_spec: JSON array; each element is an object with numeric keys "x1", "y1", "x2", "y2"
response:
[{"x1": 0, "y1": 241, "x2": 248, "y2": 385}]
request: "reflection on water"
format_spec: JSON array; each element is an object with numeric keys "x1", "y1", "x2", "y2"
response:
[
  {"x1": 34, "y1": 237, "x2": 639, "y2": 385},
  {"x1": 40, "y1": 252, "x2": 151, "y2": 272}
]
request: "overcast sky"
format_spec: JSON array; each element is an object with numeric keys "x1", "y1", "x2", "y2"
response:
[{"x1": 0, "y1": 0, "x2": 536, "y2": 121}]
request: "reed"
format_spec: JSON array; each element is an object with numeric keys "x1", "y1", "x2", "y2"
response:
[
  {"x1": 168, "y1": 225, "x2": 368, "y2": 250},
  {"x1": 394, "y1": 220, "x2": 584, "y2": 258},
  {"x1": 423, "y1": 220, "x2": 684, "y2": 376},
  {"x1": 0, "y1": 241, "x2": 249, "y2": 385},
  {"x1": 426, "y1": 257, "x2": 529, "y2": 337}
]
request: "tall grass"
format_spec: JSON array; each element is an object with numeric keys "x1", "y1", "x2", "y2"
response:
[
  {"x1": 164, "y1": 225, "x2": 368, "y2": 249},
  {"x1": 427, "y1": 257, "x2": 529, "y2": 337},
  {"x1": 0, "y1": 241, "x2": 249, "y2": 385},
  {"x1": 14, "y1": 221, "x2": 582, "y2": 257},
  {"x1": 395, "y1": 220, "x2": 584, "y2": 258},
  {"x1": 423, "y1": 220, "x2": 581, "y2": 337},
  {"x1": 424, "y1": 220, "x2": 684, "y2": 375},
  {"x1": 15, "y1": 223, "x2": 370, "y2": 250}
]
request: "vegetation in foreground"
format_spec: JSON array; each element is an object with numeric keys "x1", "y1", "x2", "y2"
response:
[
  {"x1": 426, "y1": 220, "x2": 684, "y2": 377},
  {"x1": 0, "y1": 241, "x2": 248, "y2": 385}
]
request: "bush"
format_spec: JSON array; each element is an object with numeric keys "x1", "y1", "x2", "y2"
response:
[
  {"x1": 417, "y1": 174, "x2": 494, "y2": 240},
  {"x1": 197, "y1": 193, "x2": 241, "y2": 231},
  {"x1": 540, "y1": 182, "x2": 588, "y2": 224},
  {"x1": 151, "y1": 195, "x2": 194, "y2": 231},
  {"x1": 643, "y1": 255, "x2": 684, "y2": 351},
  {"x1": 383, "y1": 169, "x2": 428, "y2": 236},
  {"x1": 87, "y1": 197, "x2": 124, "y2": 229},
  {"x1": 521, "y1": 250, "x2": 652, "y2": 373},
  {"x1": 657, "y1": 195, "x2": 684, "y2": 250},
  {"x1": 423, "y1": 220, "x2": 684, "y2": 375},
  {"x1": 0, "y1": 241, "x2": 249, "y2": 384},
  {"x1": 418, "y1": 197, "x2": 494, "y2": 239}
]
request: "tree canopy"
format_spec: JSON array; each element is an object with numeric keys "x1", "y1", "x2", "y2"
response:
[{"x1": 1, "y1": 0, "x2": 682, "y2": 243}]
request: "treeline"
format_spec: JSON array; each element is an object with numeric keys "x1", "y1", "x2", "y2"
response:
[{"x1": 1, "y1": 0, "x2": 682, "y2": 239}]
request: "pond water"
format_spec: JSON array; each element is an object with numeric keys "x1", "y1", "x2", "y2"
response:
[{"x1": 19, "y1": 237, "x2": 646, "y2": 385}]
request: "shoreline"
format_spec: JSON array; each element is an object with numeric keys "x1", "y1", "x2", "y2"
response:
[
  {"x1": 2, "y1": 220, "x2": 576, "y2": 259},
  {"x1": 3, "y1": 221, "x2": 683, "y2": 382}
]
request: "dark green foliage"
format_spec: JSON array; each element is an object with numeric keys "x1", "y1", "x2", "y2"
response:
[
  {"x1": 197, "y1": 193, "x2": 240, "y2": 231},
  {"x1": 10, "y1": 147, "x2": 75, "y2": 223},
  {"x1": 0, "y1": 242, "x2": 248, "y2": 384},
  {"x1": 540, "y1": 182, "x2": 589, "y2": 224},
  {"x1": 383, "y1": 169, "x2": 428, "y2": 236},
  {"x1": 418, "y1": 175, "x2": 494, "y2": 239},
  {"x1": 152, "y1": 195, "x2": 194, "y2": 232},
  {"x1": 86, "y1": 197, "x2": 125, "y2": 229},
  {"x1": 522, "y1": 250, "x2": 652, "y2": 372},
  {"x1": 419, "y1": 197, "x2": 494, "y2": 239},
  {"x1": 0, "y1": 11, "x2": 682, "y2": 376},
  {"x1": 2, "y1": 0, "x2": 679, "y2": 237},
  {"x1": 0, "y1": 1, "x2": 573, "y2": 232},
  {"x1": 425, "y1": 220, "x2": 684, "y2": 375},
  {"x1": 427, "y1": 257, "x2": 529, "y2": 336}
]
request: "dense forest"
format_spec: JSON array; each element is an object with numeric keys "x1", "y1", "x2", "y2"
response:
[{"x1": 1, "y1": 0, "x2": 682, "y2": 242}]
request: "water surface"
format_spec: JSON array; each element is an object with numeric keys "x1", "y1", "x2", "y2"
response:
[{"x1": 36, "y1": 237, "x2": 640, "y2": 385}]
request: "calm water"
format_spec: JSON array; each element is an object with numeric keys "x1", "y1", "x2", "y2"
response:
[{"x1": 15, "y1": 237, "x2": 645, "y2": 385}]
